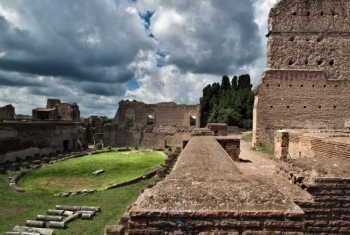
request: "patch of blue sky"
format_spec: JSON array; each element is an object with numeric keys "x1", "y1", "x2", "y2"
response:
[{"x1": 126, "y1": 78, "x2": 140, "y2": 91}]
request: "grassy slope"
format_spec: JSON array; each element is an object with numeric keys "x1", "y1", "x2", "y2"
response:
[{"x1": 0, "y1": 150, "x2": 164, "y2": 234}]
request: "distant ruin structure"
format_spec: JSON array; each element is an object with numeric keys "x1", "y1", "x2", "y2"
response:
[
  {"x1": 253, "y1": 0, "x2": 350, "y2": 148},
  {"x1": 32, "y1": 99, "x2": 80, "y2": 122},
  {"x1": 104, "y1": 100, "x2": 200, "y2": 148},
  {"x1": 0, "y1": 104, "x2": 15, "y2": 119}
]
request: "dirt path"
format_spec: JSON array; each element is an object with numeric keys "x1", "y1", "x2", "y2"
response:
[{"x1": 234, "y1": 132, "x2": 277, "y2": 177}]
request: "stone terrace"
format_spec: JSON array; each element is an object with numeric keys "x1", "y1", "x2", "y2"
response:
[{"x1": 128, "y1": 136, "x2": 305, "y2": 234}]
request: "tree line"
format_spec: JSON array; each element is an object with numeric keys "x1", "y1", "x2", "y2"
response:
[{"x1": 199, "y1": 74, "x2": 254, "y2": 129}]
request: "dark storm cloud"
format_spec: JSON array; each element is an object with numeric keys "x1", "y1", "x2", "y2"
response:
[{"x1": 0, "y1": 0, "x2": 156, "y2": 95}]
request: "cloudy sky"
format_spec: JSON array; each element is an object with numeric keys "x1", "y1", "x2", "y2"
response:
[{"x1": 0, "y1": 0, "x2": 279, "y2": 118}]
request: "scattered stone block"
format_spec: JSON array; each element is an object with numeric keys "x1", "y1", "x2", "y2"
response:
[
  {"x1": 13, "y1": 226, "x2": 54, "y2": 235},
  {"x1": 36, "y1": 215, "x2": 63, "y2": 221},
  {"x1": 47, "y1": 209, "x2": 64, "y2": 215},
  {"x1": 104, "y1": 225, "x2": 125, "y2": 235},
  {"x1": 41, "y1": 157, "x2": 50, "y2": 164},
  {"x1": 9, "y1": 163, "x2": 19, "y2": 171},
  {"x1": 48, "y1": 221, "x2": 66, "y2": 229},
  {"x1": 26, "y1": 220, "x2": 46, "y2": 228},
  {"x1": 21, "y1": 162, "x2": 30, "y2": 169},
  {"x1": 92, "y1": 169, "x2": 105, "y2": 175}
]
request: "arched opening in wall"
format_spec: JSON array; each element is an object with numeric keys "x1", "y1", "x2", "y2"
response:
[
  {"x1": 147, "y1": 115, "x2": 154, "y2": 125},
  {"x1": 307, "y1": 12, "x2": 310, "y2": 16},
  {"x1": 190, "y1": 116, "x2": 197, "y2": 126},
  {"x1": 126, "y1": 116, "x2": 134, "y2": 126},
  {"x1": 214, "y1": 130, "x2": 219, "y2": 136},
  {"x1": 329, "y1": 60, "x2": 334, "y2": 66},
  {"x1": 63, "y1": 140, "x2": 69, "y2": 151},
  {"x1": 126, "y1": 108, "x2": 135, "y2": 126}
]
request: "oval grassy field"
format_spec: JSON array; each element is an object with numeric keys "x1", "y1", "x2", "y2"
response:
[{"x1": 0, "y1": 149, "x2": 165, "y2": 235}]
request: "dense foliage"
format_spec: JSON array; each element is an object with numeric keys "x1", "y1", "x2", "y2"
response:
[
  {"x1": 200, "y1": 74, "x2": 254, "y2": 129},
  {"x1": 99, "y1": 115, "x2": 113, "y2": 129}
]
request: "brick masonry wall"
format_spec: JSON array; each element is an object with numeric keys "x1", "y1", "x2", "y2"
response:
[
  {"x1": 128, "y1": 210, "x2": 305, "y2": 235},
  {"x1": 0, "y1": 123, "x2": 86, "y2": 163},
  {"x1": 253, "y1": 70, "x2": 350, "y2": 146},
  {"x1": 295, "y1": 178, "x2": 350, "y2": 235},
  {"x1": 115, "y1": 100, "x2": 200, "y2": 127}
]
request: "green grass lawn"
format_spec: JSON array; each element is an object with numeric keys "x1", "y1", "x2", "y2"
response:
[{"x1": 0, "y1": 149, "x2": 165, "y2": 235}]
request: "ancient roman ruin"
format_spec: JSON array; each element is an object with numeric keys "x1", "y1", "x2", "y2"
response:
[
  {"x1": 253, "y1": 0, "x2": 350, "y2": 148},
  {"x1": 0, "y1": 104, "x2": 15, "y2": 119},
  {"x1": 103, "y1": 100, "x2": 201, "y2": 148},
  {"x1": 102, "y1": 0, "x2": 350, "y2": 234},
  {"x1": 32, "y1": 98, "x2": 80, "y2": 122},
  {"x1": 5, "y1": 0, "x2": 350, "y2": 234}
]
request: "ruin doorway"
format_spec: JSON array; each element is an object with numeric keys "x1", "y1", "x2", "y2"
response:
[
  {"x1": 63, "y1": 140, "x2": 69, "y2": 151},
  {"x1": 190, "y1": 116, "x2": 196, "y2": 126}
]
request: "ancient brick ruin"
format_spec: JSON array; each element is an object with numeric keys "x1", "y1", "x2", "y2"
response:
[
  {"x1": 32, "y1": 99, "x2": 80, "y2": 122},
  {"x1": 0, "y1": 104, "x2": 15, "y2": 119},
  {"x1": 104, "y1": 100, "x2": 201, "y2": 148},
  {"x1": 252, "y1": 0, "x2": 350, "y2": 148}
]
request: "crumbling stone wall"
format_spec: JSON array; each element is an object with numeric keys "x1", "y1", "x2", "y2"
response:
[
  {"x1": 253, "y1": 0, "x2": 350, "y2": 147},
  {"x1": 0, "y1": 104, "x2": 15, "y2": 119},
  {"x1": 32, "y1": 99, "x2": 80, "y2": 122},
  {"x1": 0, "y1": 122, "x2": 86, "y2": 163},
  {"x1": 104, "y1": 100, "x2": 200, "y2": 148},
  {"x1": 206, "y1": 123, "x2": 228, "y2": 136},
  {"x1": 113, "y1": 100, "x2": 200, "y2": 127}
]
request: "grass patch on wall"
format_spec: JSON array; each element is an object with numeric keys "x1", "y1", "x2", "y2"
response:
[{"x1": 0, "y1": 149, "x2": 165, "y2": 235}]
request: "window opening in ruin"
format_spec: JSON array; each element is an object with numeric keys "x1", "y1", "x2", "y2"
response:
[
  {"x1": 63, "y1": 140, "x2": 69, "y2": 151},
  {"x1": 317, "y1": 60, "x2": 323, "y2": 65},
  {"x1": 165, "y1": 139, "x2": 171, "y2": 148},
  {"x1": 332, "y1": 10, "x2": 336, "y2": 16},
  {"x1": 301, "y1": 85, "x2": 303, "y2": 87},
  {"x1": 267, "y1": 84, "x2": 269, "y2": 87},
  {"x1": 304, "y1": 106, "x2": 306, "y2": 108},
  {"x1": 292, "y1": 12, "x2": 297, "y2": 16},
  {"x1": 190, "y1": 116, "x2": 196, "y2": 126},
  {"x1": 320, "y1": 11, "x2": 324, "y2": 16},
  {"x1": 127, "y1": 116, "x2": 134, "y2": 126},
  {"x1": 324, "y1": 85, "x2": 326, "y2": 87},
  {"x1": 307, "y1": 12, "x2": 310, "y2": 16},
  {"x1": 278, "y1": 84, "x2": 280, "y2": 87},
  {"x1": 147, "y1": 115, "x2": 154, "y2": 125},
  {"x1": 334, "y1": 106, "x2": 337, "y2": 108},
  {"x1": 214, "y1": 130, "x2": 219, "y2": 136},
  {"x1": 329, "y1": 60, "x2": 334, "y2": 66},
  {"x1": 312, "y1": 85, "x2": 315, "y2": 87},
  {"x1": 270, "y1": 106, "x2": 273, "y2": 108},
  {"x1": 289, "y1": 84, "x2": 292, "y2": 87},
  {"x1": 305, "y1": 60, "x2": 309, "y2": 65},
  {"x1": 319, "y1": 106, "x2": 322, "y2": 108}
]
